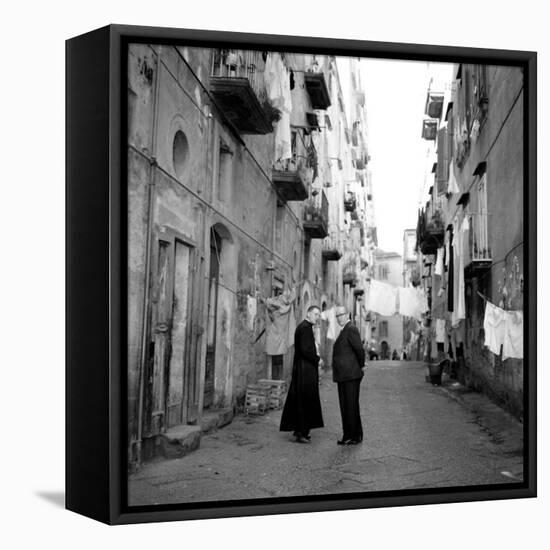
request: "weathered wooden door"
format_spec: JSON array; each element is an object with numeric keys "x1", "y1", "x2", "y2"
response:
[
  {"x1": 144, "y1": 231, "x2": 199, "y2": 435},
  {"x1": 166, "y1": 240, "x2": 191, "y2": 427},
  {"x1": 145, "y1": 236, "x2": 173, "y2": 436},
  {"x1": 204, "y1": 230, "x2": 221, "y2": 409}
]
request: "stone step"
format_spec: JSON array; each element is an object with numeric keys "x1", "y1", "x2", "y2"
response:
[
  {"x1": 157, "y1": 425, "x2": 201, "y2": 460},
  {"x1": 201, "y1": 408, "x2": 234, "y2": 434}
]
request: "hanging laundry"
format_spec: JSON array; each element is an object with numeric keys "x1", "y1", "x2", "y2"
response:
[
  {"x1": 321, "y1": 306, "x2": 341, "y2": 340},
  {"x1": 398, "y1": 286, "x2": 424, "y2": 320},
  {"x1": 447, "y1": 227, "x2": 454, "y2": 311},
  {"x1": 247, "y1": 295, "x2": 257, "y2": 331},
  {"x1": 470, "y1": 119, "x2": 480, "y2": 144},
  {"x1": 366, "y1": 280, "x2": 398, "y2": 316},
  {"x1": 447, "y1": 161, "x2": 460, "y2": 194},
  {"x1": 483, "y1": 301, "x2": 507, "y2": 356},
  {"x1": 452, "y1": 216, "x2": 468, "y2": 326},
  {"x1": 265, "y1": 287, "x2": 296, "y2": 355},
  {"x1": 435, "y1": 319, "x2": 446, "y2": 343},
  {"x1": 502, "y1": 310, "x2": 523, "y2": 360},
  {"x1": 435, "y1": 247, "x2": 444, "y2": 276},
  {"x1": 264, "y1": 52, "x2": 293, "y2": 162}
]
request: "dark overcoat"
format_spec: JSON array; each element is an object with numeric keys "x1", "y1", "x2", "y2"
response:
[
  {"x1": 280, "y1": 320, "x2": 324, "y2": 433},
  {"x1": 332, "y1": 321, "x2": 365, "y2": 383}
]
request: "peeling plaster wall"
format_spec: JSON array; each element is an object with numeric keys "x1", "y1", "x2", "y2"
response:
[
  {"x1": 128, "y1": 44, "x2": 355, "y2": 437},
  {"x1": 449, "y1": 66, "x2": 524, "y2": 418}
]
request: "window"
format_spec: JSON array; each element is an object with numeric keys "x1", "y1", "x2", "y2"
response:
[
  {"x1": 379, "y1": 321, "x2": 388, "y2": 338},
  {"x1": 378, "y1": 263, "x2": 389, "y2": 280},
  {"x1": 173, "y1": 130, "x2": 189, "y2": 179}
]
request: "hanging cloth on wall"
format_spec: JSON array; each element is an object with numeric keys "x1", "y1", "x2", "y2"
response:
[
  {"x1": 452, "y1": 216, "x2": 468, "y2": 326},
  {"x1": 447, "y1": 226, "x2": 454, "y2": 312},
  {"x1": 435, "y1": 318, "x2": 446, "y2": 343},
  {"x1": 264, "y1": 52, "x2": 293, "y2": 162},
  {"x1": 321, "y1": 306, "x2": 340, "y2": 340},
  {"x1": 483, "y1": 301, "x2": 507, "y2": 356},
  {"x1": 502, "y1": 310, "x2": 523, "y2": 360},
  {"x1": 435, "y1": 247, "x2": 445, "y2": 276},
  {"x1": 247, "y1": 295, "x2": 257, "y2": 331},
  {"x1": 265, "y1": 286, "x2": 296, "y2": 355},
  {"x1": 447, "y1": 161, "x2": 460, "y2": 194}
]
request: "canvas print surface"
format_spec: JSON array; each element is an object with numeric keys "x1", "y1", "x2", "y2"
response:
[{"x1": 126, "y1": 43, "x2": 525, "y2": 507}]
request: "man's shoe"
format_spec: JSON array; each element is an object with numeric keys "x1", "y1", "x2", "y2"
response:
[
  {"x1": 295, "y1": 435, "x2": 311, "y2": 444},
  {"x1": 337, "y1": 439, "x2": 351, "y2": 445},
  {"x1": 345, "y1": 438, "x2": 361, "y2": 445}
]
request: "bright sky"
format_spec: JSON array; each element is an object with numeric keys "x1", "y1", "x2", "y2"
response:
[{"x1": 360, "y1": 58, "x2": 454, "y2": 255}]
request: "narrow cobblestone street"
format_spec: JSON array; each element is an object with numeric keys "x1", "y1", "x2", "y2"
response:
[{"x1": 129, "y1": 361, "x2": 523, "y2": 506}]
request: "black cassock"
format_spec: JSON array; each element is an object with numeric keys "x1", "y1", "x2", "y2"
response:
[{"x1": 280, "y1": 320, "x2": 324, "y2": 434}]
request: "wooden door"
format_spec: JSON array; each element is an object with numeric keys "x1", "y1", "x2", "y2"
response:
[
  {"x1": 204, "y1": 230, "x2": 221, "y2": 409},
  {"x1": 144, "y1": 237, "x2": 173, "y2": 436},
  {"x1": 166, "y1": 240, "x2": 191, "y2": 427}
]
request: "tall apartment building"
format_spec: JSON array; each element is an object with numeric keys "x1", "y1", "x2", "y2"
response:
[
  {"x1": 417, "y1": 63, "x2": 524, "y2": 417},
  {"x1": 127, "y1": 45, "x2": 377, "y2": 464}
]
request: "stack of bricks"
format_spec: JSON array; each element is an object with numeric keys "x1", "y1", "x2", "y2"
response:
[
  {"x1": 258, "y1": 379, "x2": 288, "y2": 410},
  {"x1": 244, "y1": 384, "x2": 270, "y2": 415}
]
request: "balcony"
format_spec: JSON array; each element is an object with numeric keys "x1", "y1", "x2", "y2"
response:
[
  {"x1": 322, "y1": 230, "x2": 343, "y2": 261},
  {"x1": 343, "y1": 260, "x2": 358, "y2": 286},
  {"x1": 306, "y1": 112, "x2": 320, "y2": 132},
  {"x1": 351, "y1": 122, "x2": 360, "y2": 147},
  {"x1": 271, "y1": 168, "x2": 308, "y2": 201},
  {"x1": 210, "y1": 49, "x2": 274, "y2": 134},
  {"x1": 465, "y1": 213, "x2": 492, "y2": 277},
  {"x1": 303, "y1": 190, "x2": 328, "y2": 239},
  {"x1": 425, "y1": 92, "x2": 444, "y2": 119},
  {"x1": 344, "y1": 191, "x2": 357, "y2": 212},
  {"x1": 417, "y1": 207, "x2": 445, "y2": 255},
  {"x1": 304, "y1": 72, "x2": 331, "y2": 110},
  {"x1": 422, "y1": 119, "x2": 438, "y2": 141}
]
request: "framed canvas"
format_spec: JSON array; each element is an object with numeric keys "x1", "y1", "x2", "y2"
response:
[{"x1": 66, "y1": 24, "x2": 537, "y2": 525}]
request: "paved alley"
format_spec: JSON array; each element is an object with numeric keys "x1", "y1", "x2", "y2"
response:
[{"x1": 128, "y1": 361, "x2": 524, "y2": 506}]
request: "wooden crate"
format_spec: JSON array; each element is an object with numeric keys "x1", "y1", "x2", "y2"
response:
[
  {"x1": 258, "y1": 379, "x2": 287, "y2": 410},
  {"x1": 244, "y1": 384, "x2": 270, "y2": 415}
]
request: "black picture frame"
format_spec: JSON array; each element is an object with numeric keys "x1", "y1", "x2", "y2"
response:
[{"x1": 66, "y1": 24, "x2": 537, "y2": 525}]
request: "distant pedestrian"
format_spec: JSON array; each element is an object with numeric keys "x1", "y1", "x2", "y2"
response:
[
  {"x1": 392, "y1": 349, "x2": 399, "y2": 360},
  {"x1": 280, "y1": 305, "x2": 324, "y2": 443},
  {"x1": 332, "y1": 306, "x2": 366, "y2": 445}
]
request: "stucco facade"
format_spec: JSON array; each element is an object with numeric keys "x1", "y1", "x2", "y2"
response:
[
  {"x1": 417, "y1": 64, "x2": 524, "y2": 418},
  {"x1": 127, "y1": 44, "x2": 376, "y2": 464}
]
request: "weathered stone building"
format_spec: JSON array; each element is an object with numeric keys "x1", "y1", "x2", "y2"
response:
[
  {"x1": 417, "y1": 63, "x2": 524, "y2": 418},
  {"x1": 127, "y1": 44, "x2": 376, "y2": 465},
  {"x1": 371, "y1": 249, "x2": 404, "y2": 359}
]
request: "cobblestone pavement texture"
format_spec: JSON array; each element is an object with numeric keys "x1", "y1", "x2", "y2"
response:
[{"x1": 128, "y1": 361, "x2": 524, "y2": 506}]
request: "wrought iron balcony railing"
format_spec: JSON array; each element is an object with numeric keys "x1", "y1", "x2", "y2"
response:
[
  {"x1": 303, "y1": 190, "x2": 329, "y2": 239},
  {"x1": 322, "y1": 229, "x2": 343, "y2": 261},
  {"x1": 210, "y1": 49, "x2": 274, "y2": 134},
  {"x1": 465, "y1": 212, "x2": 492, "y2": 276}
]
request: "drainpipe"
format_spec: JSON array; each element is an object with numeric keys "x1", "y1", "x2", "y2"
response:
[{"x1": 135, "y1": 45, "x2": 162, "y2": 465}]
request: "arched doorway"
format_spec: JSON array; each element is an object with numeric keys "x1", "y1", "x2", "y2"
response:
[
  {"x1": 381, "y1": 340, "x2": 389, "y2": 360},
  {"x1": 204, "y1": 223, "x2": 235, "y2": 409}
]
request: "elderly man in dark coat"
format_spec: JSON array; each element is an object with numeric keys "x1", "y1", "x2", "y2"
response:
[
  {"x1": 332, "y1": 305, "x2": 366, "y2": 445},
  {"x1": 280, "y1": 305, "x2": 324, "y2": 443}
]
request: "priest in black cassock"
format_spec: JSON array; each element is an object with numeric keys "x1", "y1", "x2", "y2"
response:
[{"x1": 279, "y1": 305, "x2": 324, "y2": 443}]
